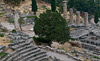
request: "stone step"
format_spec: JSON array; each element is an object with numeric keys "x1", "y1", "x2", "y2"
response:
[
  {"x1": 37, "y1": 56, "x2": 49, "y2": 61},
  {"x1": 12, "y1": 45, "x2": 37, "y2": 59},
  {"x1": 2, "y1": 44, "x2": 33, "y2": 61},
  {"x1": 21, "y1": 50, "x2": 46, "y2": 61},
  {"x1": 14, "y1": 48, "x2": 40, "y2": 61},
  {"x1": 10, "y1": 42, "x2": 30, "y2": 50},
  {"x1": 29, "y1": 53, "x2": 47, "y2": 61}
]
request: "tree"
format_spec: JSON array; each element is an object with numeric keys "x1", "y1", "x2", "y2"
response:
[
  {"x1": 18, "y1": 17, "x2": 24, "y2": 31},
  {"x1": 51, "y1": 0, "x2": 56, "y2": 12},
  {"x1": 22, "y1": 0, "x2": 25, "y2": 1},
  {"x1": 32, "y1": 0, "x2": 37, "y2": 15},
  {"x1": 58, "y1": 4, "x2": 63, "y2": 14},
  {"x1": 34, "y1": 10, "x2": 70, "y2": 44},
  {"x1": 3, "y1": 0, "x2": 21, "y2": 6},
  {"x1": 94, "y1": 11, "x2": 99, "y2": 24}
]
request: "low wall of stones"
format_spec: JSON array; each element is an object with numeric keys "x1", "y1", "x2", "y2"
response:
[
  {"x1": 81, "y1": 42, "x2": 100, "y2": 55},
  {"x1": 39, "y1": 46, "x2": 84, "y2": 61},
  {"x1": 39, "y1": 45, "x2": 100, "y2": 61}
]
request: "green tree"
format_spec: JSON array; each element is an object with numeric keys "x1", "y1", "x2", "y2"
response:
[
  {"x1": 32, "y1": 0, "x2": 37, "y2": 15},
  {"x1": 18, "y1": 17, "x2": 24, "y2": 31},
  {"x1": 3, "y1": 0, "x2": 21, "y2": 6},
  {"x1": 94, "y1": 11, "x2": 99, "y2": 24},
  {"x1": 34, "y1": 10, "x2": 70, "y2": 44},
  {"x1": 58, "y1": 4, "x2": 63, "y2": 14},
  {"x1": 22, "y1": 0, "x2": 25, "y2": 1},
  {"x1": 51, "y1": 0, "x2": 56, "y2": 12}
]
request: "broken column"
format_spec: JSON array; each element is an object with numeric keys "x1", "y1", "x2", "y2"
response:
[
  {"x1": 76, "y1": 11, "x2": 80, "y2": 25},
  {"x1": 14, "y1": 12, "x2": 19, "y2": 30},
  {"x1": 84, "y1": 12, "x2": 88, "y2": 26},
  {"x1": 69, "y1": 8, "x2": 74, "y2": 24},
  {"x1": 63, "y1": 0, "x2": 67, "y2": 21}
]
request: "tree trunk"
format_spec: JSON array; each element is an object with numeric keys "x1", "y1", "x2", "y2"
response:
[
  {"x1": 34, "y1": 11, "x2": 36, "y2": 15},
  {"x1": 20, "y1": 24, "x2": 22, "y2": 31}
]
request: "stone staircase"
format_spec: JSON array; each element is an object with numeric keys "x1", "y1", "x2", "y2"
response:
[{"x1": 1, "y1": 40, "x2": 48, "y2": 61}]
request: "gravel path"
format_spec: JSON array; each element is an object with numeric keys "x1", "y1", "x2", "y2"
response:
[
  {"x1": 1, "y1": 22, "x2": 14, "y2": 30},
  {"x1": 1, "y1": 22, "x2": 35, "y2": 37}
]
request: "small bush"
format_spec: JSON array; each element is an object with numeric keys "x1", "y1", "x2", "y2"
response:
[
  {"x1": 0, "y1": 52, "x2": 8, "y2": 58},
  {"x1": 70, "y1": 38, "x2": 76, "y2": 41},
  {"x1": 26, "y1": 16, "x2": 35, "y2": 18},
  {"x1": 26, "y1": 16, "x2": 38, "y2": 21},
  {"x1": 0, "y1": 13, "x2": 5, "y2": 15},
  {"x1": 9, "y1": 40, "x2": 13, "y2": 43},
  {"x1": 11, "y1": 29, "x2": 17, "y2": 33},
  {"x1": 1, "y1": 28, "x2": 8, "y2": 32},
  {"x1": 33, "y1": 37, "x2": 52, "y2": 45},
  {"x1": 93, "y1": 56, "x2": 99, "y2": 59},
  {"x1": 0, "y1": 33, "x2": 4, "y2": 37},
  {"x1": 9, "y1": 18, "x2": 14, "y2": 23}
]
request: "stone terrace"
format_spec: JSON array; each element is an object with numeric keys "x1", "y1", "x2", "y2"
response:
[{"x1": 0, "y1": 31, "x2": 49, "y2": 61}]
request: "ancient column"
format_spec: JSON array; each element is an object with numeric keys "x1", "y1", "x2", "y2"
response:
[
  {"x1": 14, "y1": 12, "x2": 19, "y2": 30},
  {"x1": 84, "y1": 12, "x2": 88, "y2": 26},
  {"x1": 63, "y1": 0, "x2": 67, "y2": 21},
  {"x1": 76, "y1": 11, "x2": 80, "y2": 25},
  {"x1": 69, "y1": 8, "x2": 74, "y2": 24}
]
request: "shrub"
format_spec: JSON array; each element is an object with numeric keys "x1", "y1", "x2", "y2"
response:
[
  {"x1": 9, "y1": 40, "x2": 13, "y2": 43},
  {"x1": 11, "y1": 29, "x2": 17, "y2": 33},
  {"x1": 26, "y1": 16, "x2": 38, "y2": 19},
  {"x1": 26, "y1": 16, "x2": 34, "y2": 18},
  {"x1": 0, "y1": 52, "x2": 8, "y2": 58},
  {"x1": 33, "y1": 37, "x2": 52, "y2": 45},
  {"x1": 70, "y1": 38, "x2": 76, "y2": 41},
  {"x1": 0, "y1": 33, "x2": 4, "y2": 37},
  {"x1": 93, "y1": 56, "x2": 99, "y2": 59},
  {"x1": 9, "y1": 18, "x2": 14, "y2": 23},
  {"x1": 0, "y1": 13, "x2": 5, "y2": 15},
  {"x1": 1, "y1": 28, "x2": 8, "y2": 32}
]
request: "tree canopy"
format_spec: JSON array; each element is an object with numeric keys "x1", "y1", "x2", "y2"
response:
[
  {"x1": 18, "y1": 17, "x2": 24, "y2": 31},
  {"x1": 43, "y1": 0, "x2": 100, "y2": 16},
  {"x1": 94, "y1": 11, "x2": 99, "y2": 24},
  {"x1": 68, "y1": 0, "x2": 100, "y2": 15},
  {"x1": 3, "y1": 0, "x2": 25, "y2": 6},
  {"x1": 32, "y1": 0, "x2": 37, "y2": 15},
  {"x1": 51, "y1": 0, "x2": 56, "y2": 12},
  {"x1": 34, "y1": 10, "x2": 70, "y2": 44}
]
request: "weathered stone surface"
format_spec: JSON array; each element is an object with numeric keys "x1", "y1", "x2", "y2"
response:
[
  {"x1": 63, "y1": 0, "x2": 67, "y2": 21},
  {"x1": 76, "y1": 11, "x2": 80, "y2": 25},
  {"x1": 69, "y1": 8, "x2": 74, "y2": 24},
  {"x1": 84, "y1": 12, "x2": 88, "y2": 26}
]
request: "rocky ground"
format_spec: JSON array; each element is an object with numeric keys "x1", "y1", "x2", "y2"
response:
[{"x1": 0, "y1": 0, "x2": 99, "y2": 61}]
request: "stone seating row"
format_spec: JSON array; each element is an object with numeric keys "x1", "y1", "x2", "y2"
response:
[
  {"x1": 8, "y1": 40, "x2": 25, "y2": 46},
  {"x1": 10, "y1": 42, "x2": 30, "y2": 50},
  {"x1": 14, "y1": 48, "x2": 40, "y2": 61},
  {"x1": 21, "y1": 50, "x2": 46, "y2": 61},
  {"x1": 81, "y1": 40, "x2": 100, "y2": 46},
  {"x1": 5, "y1": 45, "x2": 48, "y2": 61},
  {"x1": 0, "y1": 45, "x2": 5, "y2": 50},
  {"x1": 1, "y1": 41, "x2": 32, "y2": 60},
  {"x1": 2, "y1": 44, "x2": 33, "y2": 61},
  {"x1": 0, "y1": 37, "x2": 48, "y2": 61},
  {"x1": 37, "y1": 56, "x2": 48, "y2": 61},
  {"x1": 29, "y1": 53, "x2": 47, "y2": 61},
  {"x1": 13, "y1": 46, "x2": 38, "y2": 60},
  {"x1": 9, "y1": 40, "x2": 32, "y2": 50}
]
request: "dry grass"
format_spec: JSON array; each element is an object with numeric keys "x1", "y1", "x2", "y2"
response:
[{"x1": 0, "y1": 36, "x2": 12, "y2": 47}]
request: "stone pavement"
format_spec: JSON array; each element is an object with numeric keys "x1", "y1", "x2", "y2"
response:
[
  {"x1": 46, "y1": 51, "x2": 75, "y2": 61},
  {"x1": 1, "y1": 22, "x2": 35, "y2": 37}
]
